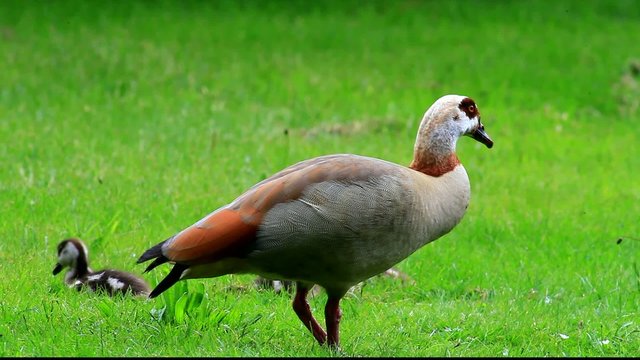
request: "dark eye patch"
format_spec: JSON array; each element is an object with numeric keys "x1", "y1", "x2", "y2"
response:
[
  {"x1": 458, "y1": 97, "x2": 480, "y2": 119},
  {"x1": 57, "y1": 241, "x2": 67, "y2": 254}
]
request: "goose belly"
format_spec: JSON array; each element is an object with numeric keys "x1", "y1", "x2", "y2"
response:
[{"x1": 248, "y1": 167, "x2": 470, "y2": 288}]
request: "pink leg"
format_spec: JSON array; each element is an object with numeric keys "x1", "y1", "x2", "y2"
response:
[
  {"x1": 292, "y1": 283, "x2": 327, "y2": 345},
  {"x1": 325, "y1": 295, "x2": 343, "y2": 347}
]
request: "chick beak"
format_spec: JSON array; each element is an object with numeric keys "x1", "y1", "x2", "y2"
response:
[
  {"x1": 469, "y1": 120, "x2": 493, "y2": 148},
  {"x1": 53, "y1": 263, "x2": 63, "y2": 275}
]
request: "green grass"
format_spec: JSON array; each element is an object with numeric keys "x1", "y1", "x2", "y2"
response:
[{"x1": 1, "y1": 0, "x2": 639, "y2": 356}]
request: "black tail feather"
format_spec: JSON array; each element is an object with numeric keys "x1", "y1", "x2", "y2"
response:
[
  {"x1": 137, "y1": 239, "x2": 168, "y2": 264},
  {"x1": 143, "y1": 255, "x2": 169, "y2": 274},
  {"x1": 148, "y1": 263, "x2": 189, "y2": 299}
]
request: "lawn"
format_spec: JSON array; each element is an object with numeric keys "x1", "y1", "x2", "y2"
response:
[{"x1": 0, "y1": 0, "x2": 639, "y2": 356}]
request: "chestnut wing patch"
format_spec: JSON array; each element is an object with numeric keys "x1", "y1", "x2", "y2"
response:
[{"x1": 164, "y1": 209, "x2": 259, "y2": 264}]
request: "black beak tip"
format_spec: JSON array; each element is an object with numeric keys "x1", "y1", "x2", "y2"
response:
[
  {"x1": 470, "y1": 127, "x2": 494, "y2": 149},
  {"x1": 53, "y1": 264, "x2": 62, "y2": 275}
]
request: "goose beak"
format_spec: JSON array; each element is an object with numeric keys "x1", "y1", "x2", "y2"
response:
[
  {"x1": 53, "y1": 263, "x2": 63, "y2": 275},
  {"x1": 469, "y1": 120, "x2": 493, "y2": 148}
]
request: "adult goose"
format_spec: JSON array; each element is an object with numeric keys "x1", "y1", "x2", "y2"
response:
[{"x1": 138, "y1": 94, "x2": 493, "y2": 347}]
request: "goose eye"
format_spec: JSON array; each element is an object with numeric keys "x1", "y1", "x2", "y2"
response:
[{"x1": 468, "y1": 105, "x2": 475, "y2": 112}]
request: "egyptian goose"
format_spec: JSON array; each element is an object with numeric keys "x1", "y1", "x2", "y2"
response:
[
  {"x1": 53, "y1": 238, "x2": 151, "y2": 297},
  {"x1": 138, "y1": 94, "x2": 493, "y2": 347}
]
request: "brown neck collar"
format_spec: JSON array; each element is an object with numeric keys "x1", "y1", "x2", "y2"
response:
[{"x1": 409, "y1": 152, "x2": 460, "y2": 177}]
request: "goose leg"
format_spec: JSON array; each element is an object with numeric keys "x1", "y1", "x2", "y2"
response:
[
  {"x1": 325, "y1": 295, "x2": 343, "y2": 348},
  {"x1": 292, "y1": 282, "x2": 327, "y2": 345}
]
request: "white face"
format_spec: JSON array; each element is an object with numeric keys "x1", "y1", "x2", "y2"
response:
[
  {"x1": 57, "y1": 242, "x2": 81, "y2": 267},
  {"x1": 445, "y1": 95, "x2": 481, "y2": 136},
  {"x1": 422, "y1": 95, "x2": 480, "y2": 133},
  {"x1": 452, "y1": 107, "x2": 480, "y2": 136}
]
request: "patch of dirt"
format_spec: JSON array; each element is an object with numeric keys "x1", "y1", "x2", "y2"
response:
[
  {"x1": 1, "y1": 26, "x2": 14, "y2": 40},
  {"x1": 295, "y1": 119, "x2": 407, "y2": 139}
]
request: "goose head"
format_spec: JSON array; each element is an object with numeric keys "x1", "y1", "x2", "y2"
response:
[
  {"x1": 53, "y1": 238, "x2": 91, "y2": 282},
  {"x1": 411, "y1": 95, "x2": 493, "y2": 176}
]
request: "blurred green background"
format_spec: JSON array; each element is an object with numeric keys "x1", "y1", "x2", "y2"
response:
[{"x1": 0, "y1": 0, "x2": 638, "y2": 356}]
